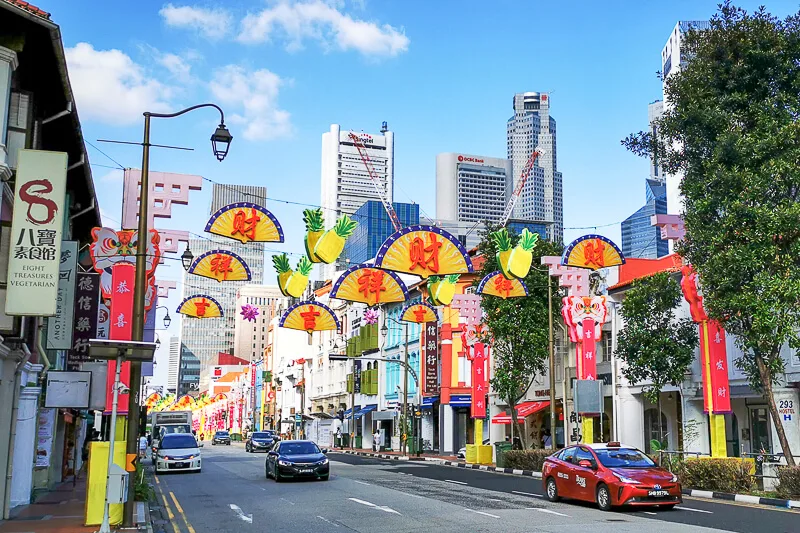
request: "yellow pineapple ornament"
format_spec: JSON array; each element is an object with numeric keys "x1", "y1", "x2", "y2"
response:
[
  {"x1": 314, "y1": 214, "x2": 358, "y2": 264},
  {"x1": 272, "y1": 254, "x2": 292, "y2": 296},
  {"x1": 508, "y1": 228, "x2": 538, "y2": 278},
  {"x1": 428, "y1": 274, "x2": 460, "y2": 306},
  {"x1": 284, "y1": 256, "x2": 313, "y2": 298},
  {"x1": 303, "y1": 208, "x2": 325, "y2": 263}
]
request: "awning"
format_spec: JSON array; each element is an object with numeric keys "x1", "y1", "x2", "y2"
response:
[
  {"x1": 492, "y1": 401, "x2": 550, "y2": 424},
  {"x1": 421, "y1": 396, "x2": 439, "y2": 409},
  {"x1": 449, "y1": 395, "x2": 471, "y2": 407},
  {"x1": 343, "y1": 405, "x2": 361, "y2": 417},
  {"x1": 355, "y1": 404, "x2": 378, "y2": 419}
]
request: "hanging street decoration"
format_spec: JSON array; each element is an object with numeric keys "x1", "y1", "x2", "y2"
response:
[
  {"x1": 363, "y1": 308, "x2": 380, "y2": 325},
  {"x1": 562, "y1": 234, "x2": 625, "y2": 271},
  {"x1": 144, "y1": 393, "x2": 162, "y2": 408},
  {"x1": 428, "y1": 274, "x2": 460, "y2": 306},
  {"x1": 188, "y1": 249, "x2": 251, "y2": 283},
  {"x1": 562, "y1": 295, "x2": 608, "y2": 381},
  {"x1": 375, "y1": 225, "x2": 473, "y2": 279},
  {"x1": 240, "y1": 304, "x2": 260, "y2": 322},
  {"x1": 400, "y1": 301, "x2": 439, "y2": 324},
  {"x1": 272, "y1": 253, "x2": 292, "y2": 296},
  {"x1": 279, "y1": 301, "x2": 340, "y2": 333},
  {"x1": 492, "y1": 228, "x2": 538, "y2": 279},
  {"x1": 205, "y1": 202, "x2": 284, "y2": 244},
  {"x1": 303, "y1": 208, "x2": 325, "y2": 263},
  {"x1": 177, "y1": 294, "x2": 224, "y2": 319},
  {"x1": 476, "y1": 271, "x2": 529, "y2": 299},
  {"x1": 330, "y1": 264, "x2": 409, "y2": 306},
  {"x1": 314, "y1": 214, "x2": 358, "y2": 264},
  {"x1": 285, "y1": 256, "x2": 313, "y2": 298}
]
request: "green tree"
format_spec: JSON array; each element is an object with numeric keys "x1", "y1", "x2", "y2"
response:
[
  {"x1": 623, "y1": 3, "x2": 799, "y2": 464},
  {"x1": 616, "y1": 272, "x2": 698, "y2": 446},
  {"x1": 475, "y1": 223, "x2": 562, "y2": 447}
]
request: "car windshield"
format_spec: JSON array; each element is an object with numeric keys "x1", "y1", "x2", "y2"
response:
[
  {"x1": 215, "y1": 431, "x2": 229, "y2": 436},
  {"x1": 595, "y1": 448, "x2": 656, "y2": 468},
  {"x1": 252, "y1": 433, "x2": 271, "y2": 439},
  {"x1": 161, "y1": 435, "x2": 198, "y2": 449},
  {"x1": 160, "y1": 425, "x2": 189, "y2": 436},
  {"x1": 280, "y1": 442, "x2": 320, "y2": 455}
]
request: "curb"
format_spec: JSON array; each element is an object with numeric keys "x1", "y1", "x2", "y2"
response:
[{"x1": 682, "y1": 489, "x2": 800, "y2": 510}]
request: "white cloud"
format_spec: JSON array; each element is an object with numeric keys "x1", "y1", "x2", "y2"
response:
[
  {"x1": 238, "y1": 0, "x2": 409, "y2": 57},
  {"x1": 209, "y1": 65, "x2": 292, "y2": 141},
  {"x1": 158, "y1": 52, "x2": 193, "y2": 82},
  {"x1": 65, "y1": 42, "x2": 173, "y2": 126},
  {"x1": 160, "y1": 3, "x2": 232, "y2": 39}
]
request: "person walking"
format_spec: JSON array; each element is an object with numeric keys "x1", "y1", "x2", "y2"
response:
[
  {"x1": 139, "y1": 434, "x2": 148, "y2": 459},
  {"x1": 373, "y1": 429, "x2": 381, "y2": 452},
  {"x1": 543, "y1": 429, "x2": 553, "y2": 449}
]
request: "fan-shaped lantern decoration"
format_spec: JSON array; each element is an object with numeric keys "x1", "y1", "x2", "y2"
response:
[
  {"x1": 144, "y1": 393, "x2": 162, "y2": 408},
  {"x1": 477, "y1": 271, "x2": 529, "y2": 299},
  {"x1": 211, "y1": 393, "x2": 227, "y2": 403},
  {"x1": 375, "y1": 225, "x2": 473, "y2": 279},
  {"x1": 188, "y1": 250, "x2": 251, "y2": 282},
  {"x1": 205, "y1": 202, "x2": 284, "y2": 244},
  {"x1": 400, "y1": 302, "x2": 439, "y2": 324},
  {"x1": 177, "y1": 295, "x2": 223, "y2": 319},
  {"x1": 279, "y1": 301, "x2": 340, "y2": 333},
  {"x1": 562, "y1": 234, "x2": 625, "y2": 271},
  {"x1": 330, "y1": 264, "x2": 409, "y2": 306}
]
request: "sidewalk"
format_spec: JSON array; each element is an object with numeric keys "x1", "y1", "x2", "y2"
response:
[
  {"x1": 0, "y1": 478, "x2": 93, "y2": 533},
  {"x1": 332, "y1": 446, "x2": 460, "y2": 462}
]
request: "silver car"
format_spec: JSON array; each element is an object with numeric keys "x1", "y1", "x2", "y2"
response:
[{"x1": 155, "y1": 433, "x2": 202, "y2": 474}]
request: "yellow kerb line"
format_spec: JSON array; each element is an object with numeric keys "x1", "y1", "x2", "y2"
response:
[
  {"x1": 170, "y1": 491, "x2": 197, "y2": 533},
  {"x1": 160, "y1": 492, "x2": 181, "y2": 533}
]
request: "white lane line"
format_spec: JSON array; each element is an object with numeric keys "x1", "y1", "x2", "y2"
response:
[
  {"x1": 349, "y1": 498, "x2": 376, "y2": 507},
  {"x1": 377, "y1": 506, "x2": 402, "y2": 515},
  {"x1": 316, "y1": 516, "x2": 339, "y2": 527},
  {"x1": 280, "y1": 498, "x2": 295, "y2": 506},
  {"x1": 445, "y1": 479, "x2": 468, "y2": 485},
  {"x1": 353, "y1": 480, "x2": 371, "y2": 486},
  {"x1": 675, "y1": 506, "x2": 714, "y2": 514},
  {"x1": 464, "y1": 508, "x2": 500, "y2": 519},
  {"x1": 487, "y1": 498, "x2": 504, "y2": 502},
  {"x1": 404, "y1": 493, "x2": 425, "y2": 499},
  {"x1": 535, "y1": 508, "x2": 570, "y2": 517},
  {"x1": 643, "y1": 511, "x2": 657, "y2": 515},
  {"x1": 229, "y1": 504, "x2": 253, "y2": 524},
  {"x1": 512, "y1": 490, "x2": 543, "y2": 498}
]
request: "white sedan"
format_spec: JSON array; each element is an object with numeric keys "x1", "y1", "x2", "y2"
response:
[{"x1": 155, "y1": 433, "x2": 202, "y2": 474}]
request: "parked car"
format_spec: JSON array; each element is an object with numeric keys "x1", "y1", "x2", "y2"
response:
[
  {"x1": 266, "y1": 440, "x2": 329, "y2": 482},
  {"x1": 542, "y1": 442, "x2": 681, "y2": 511},
  {"x1": 154, "y1": 433, "x2": 202, "y2": 474},
  {"x1": 246, "y1": 431, "x2": 278, "y2": 453},
  {"x1": 212, "y1": 430, "x2": 231, "y2": 445}
]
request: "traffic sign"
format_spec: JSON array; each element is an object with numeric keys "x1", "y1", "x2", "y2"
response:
[{"x1": 126, "y1": 453, "x2": 137, "y2": 473}]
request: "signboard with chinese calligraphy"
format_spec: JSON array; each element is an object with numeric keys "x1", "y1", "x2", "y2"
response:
[
  {"x1": 188, "y1": 249, "x2": 251, "y2": 283},
  {"x1": 176, "y1": 295, "x2": 223, "y2": 319},
  {"x1": 562, "y1": 295, "x2": 608, "y2": 381},
  {"x1": 330, "y1": 264, "x2": 409, "y2": 306},
  {"x1": 561, "y1": 234, "x2": 625, "y2": 271},
  {"x1": 423, "y1": 322, "x2": 439, "y2": 396},
  {"x1": 67, "y1": 272, "x2": 99, "y2": 369},
  {"x1": 46, "y1": 241, "x2": 78, "y2": 349},
  {"x1": 106, "y1": 263, "x2": 135, "y2": 413},
  {"x1": 96, "y1": 301, "x2": 109, "y2": 339},
  {"x1": 353, "y1": 360, "x2": 362, "y2": 394},
  {"x1": 6, "y1": 150, "x2": 68, "y2": 316},
  {"x1": 476, "y1": 271, "x2": 529, "y2": 299},
  {"x1": 205, "y1": 202, "x2": 284, "y2": 244},
  {"x1": 279, "y1": 301, "x2": 340, "y2": 333},
  {"x1": 400, "y1": 302, "x2": 438, "y2": 324},
  {"x1": 375, "y1": 225, "x2": 473, "y2": 279},
  {"x1": 471, "y1": 343, "x2": 487, "y2": 418}
]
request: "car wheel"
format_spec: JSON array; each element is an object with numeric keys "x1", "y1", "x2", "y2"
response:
[
  {"x1": 545, "y1": 477, "x2": 559, "y2": 502},
  {"x1": 266, "y1": 465, "x2": 271, "y2": 479},
  {"x1": 227, "y1": 442, "x2": 230, "y2": 446},
  {"x1": 596, "y1": 484, "x2": 613, "y2": 512},
  {"x1": 211, "y1": 442, "x2": 215, "y2": 446},
  {"x1": 274, "y1": 467, "x2": 282, "y2": 482}
]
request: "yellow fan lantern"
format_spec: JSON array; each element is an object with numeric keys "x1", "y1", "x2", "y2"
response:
[
  {"x1": 279, "y1": 301, "x2": 340, "y2": 333},
  {"x1": 205, "y1": 202, "x2": 284, "y2": 244},
  {"x1": 477, "y1": 271, "x2": 529, "y2": 299},
  {"x1": 188, "y1": 249, "x2": 251, "y2": 282},
  {"x1": 400, "y1": 302, "x2": 439, "y2": 324},
  {"x1": 177, "y1": 295, "x2": 223, "y2": 319},
  {"x1": 562, "y1": 234, "x2": 625, "y2": 271},
  {"x1": 330, "y1": 264, "x2": 409, "y2": 306},
  {"x1": 375, "y1": 225, "x2": 473, "y2": 279}
]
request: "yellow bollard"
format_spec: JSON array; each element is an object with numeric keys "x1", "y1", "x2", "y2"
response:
[
  {"x1": 582, "y1": 417, "x2": 594, "y2": 444},
  {"x1": 709, "y1": 414, "x2": 727, "y2": 457},
  {"x1": 465, "y1": 444, "x2": 478, "y2": 463},
  {"x1": 477, "y1": 445, "x2": 493, "y2": 465}
]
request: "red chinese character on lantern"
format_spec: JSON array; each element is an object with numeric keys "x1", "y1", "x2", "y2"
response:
[
  {"x1": 210, "y1": 253, "x2": 234, "y2": 280},
  {"x1": 300, "y1": 306, "x2": 320, "y2": 330},
  {"x1": 413, "y1": 306, "x2": 427, "y2": 322},
  {"x1": 409, "y1": 233, "x2": 442, "y2": 273},
  {"x1": 231, "y1": 208, "x2": 261, "y2": 243},
  {"x1": 195, "y1": 298, "x2": 210, "y2": 317},
  {"x1": 493, "y1": 275, "x2": 513, "y2": 298},
  {"x1": 583, "y1": 239, "x2": 606, "y2": 268},
  {"x1": 357, "y1": 269, "x2": 387, "y2": 304}
]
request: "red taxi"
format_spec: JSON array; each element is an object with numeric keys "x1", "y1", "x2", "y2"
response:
[{"x1": 542, "y1": 442, "x2": 681, "y2": 511}]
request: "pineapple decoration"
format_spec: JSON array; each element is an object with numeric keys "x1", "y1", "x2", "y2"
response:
[
  {"x1": 314, "y1": 214, "x2": 358, "y2": 264},
  {"x1": 303, "y1": 208, "x2": 325, "y2": 263},
  {"x1": 272, "y1": 253, "x2": 292, "y2": 296},
  {"x1": 284, "y1": 256, "x2": 313, "y2": 298},
  {"x1": 491, "y1": 227, "x2": 538, "y2": 280},
  {"x1": 428, "y1": 274, "x2": 460, "y2": 306}
]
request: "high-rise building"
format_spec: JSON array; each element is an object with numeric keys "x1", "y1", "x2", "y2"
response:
[
  {"x1": 233, "y1": 285, "x2": 286, "y2": 363},
  {"x1": 648, "y1": 101, "x2": 665, "y2": 182},
  {"x1": 344, "y1": 201, "x2": 419, "y2": 265},
  {"x1": 621, "y1": 179, "x2": 669, "y2": 259},
  {"x1": 507, "y1": 92, "x2": 563, "y2": 242},
  {"x1": 178, "y1": 343, "x2": 200, "y2": 396},
  {"x1": 435, "y1": 153, "x2": 512, "y2": 224},
  {"x1": 167, "y1": 336, "x2": 180, "y2": 394},
  {"x1": 181, "y1": 183, "x2": 266, "y2": 391}
]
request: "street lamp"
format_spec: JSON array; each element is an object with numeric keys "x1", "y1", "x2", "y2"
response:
[
  {"x1": 155, "y1": 305, "x2": 171, "y2": 328},
  {"x1": 383, "y1": 315, "x2": 411, "y2": 456},
  {"x1": 211, "y1": 124, "x2": 233, "y2": 161},
  {"x1": 181, "y1": 244, "x2": 194, "y2": 272},
  {"x1": 155, "y1": 335, "x2": 161, "y2": 350}
]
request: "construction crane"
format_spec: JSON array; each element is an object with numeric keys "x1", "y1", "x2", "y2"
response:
[
  {"x1": 348, "y1": 132, "x2": 402, "y2": 232},
  {"x1": 500, "y1": 147, "x2": 543, "y2": 226}
]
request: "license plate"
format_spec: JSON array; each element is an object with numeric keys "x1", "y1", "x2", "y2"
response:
[
  {"x1": 648, "y1": 490, "x2": 669, "y2": 497},
  {"x1": 299, "y1": 468, "x2": 313, "y2": 473},
  {"x1": 174, "y1": 462, "x2": 186, "y2": 468}
]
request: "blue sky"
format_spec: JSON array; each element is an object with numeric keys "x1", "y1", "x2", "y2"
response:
[{"x1": 40, "y1": 0, "x2": 795, "y2": 382}]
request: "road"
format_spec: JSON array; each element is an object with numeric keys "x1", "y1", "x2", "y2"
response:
[{"x1": 149, "y1": 443, "x2": 799, "y2": 533}]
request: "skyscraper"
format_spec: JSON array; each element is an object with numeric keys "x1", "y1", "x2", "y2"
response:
[
  {"x1": 435, "y1": 153, "x2": 512, "y2": 224},
  {"x1": 344, "y1": 201, "x2": 419, "y2": 265},
  {"x1": 621, "y1": 179, "x2": 669, "y2": 259},
  {"x1": 167, "y1": 336, "x2": 180, "y2": 394},
  {"x1": 181, "y1": 183, "x2": 266, "y2": 391},
  {"x1": 507, "y1": 92, "x2": 563, "y2": 242},
  {"x1": 233, "y1": 284, "x2": 286, "y2": 363}
]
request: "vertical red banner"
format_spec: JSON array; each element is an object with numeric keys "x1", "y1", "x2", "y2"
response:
[
  {"x1": 581, "y1": 319, "x2": 597, "y2": 380},
  {"x1": 699, "y1": 322, "x2": 711, "y2": 413},
  {"x1": 471, "y1": 343, "x2": 487, "y2": 418},
  {"x1": 707, "y1": 320, "x2": 732, "y2": 414},
  {"x1": 105, "y1": 263, "x2": 135, "y2": 414}
]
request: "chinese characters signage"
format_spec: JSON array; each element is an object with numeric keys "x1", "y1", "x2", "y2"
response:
[
  {"x1": 107, "y1": 263, "x2": 135, "y2": 413},
  {"x1": 6, "y1": 150, "x2": 68, "y2": 316},
  {"x1": 375, "y1": 225, "x2": 473, "y2": 279},
  {"x1": 471, "y1": 343, "x2": 487, "y2": 418},
  {"x1": 353, "y1": 360, "x2": 362, "y2": 394},
  {"x1": 46, "y1": 241, "x2": 77, "y2": 350},
  {"x1": 67, "y1": 272, "x2": 99, "y2": 369},
  {"x1": 329, "y1": 264, "x2": 409, "y2": 306},
  {"x1": 561, "y1": 234, "x2": 625, "y2": 272},
  {"x1": 423, "y1": 322, "x2": 439, "y2": 396},
  {"x1": 205, "y1": 202, "x2": 284, "y2": 244}
]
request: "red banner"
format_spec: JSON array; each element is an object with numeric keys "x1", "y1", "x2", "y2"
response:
[
  {"x1": 105, "y1": 263, "x2": 135, "y2": 414},
  {"x1": 707, "y1": 320, "x2": 731, "y2": 414},
  {"x1": 580, "y1": 318, "x2": 597, "y2": 380},
  {"x1": 471, "y1": 342, "x2": 487, "y2": 418}
]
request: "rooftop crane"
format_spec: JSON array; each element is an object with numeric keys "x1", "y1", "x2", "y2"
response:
[
  {"x1": 348, "y1": 132, "x2": 402, "y2": 232},
  {"x1": 500, "y1": 147, "x2": 543, "y2": 226}
]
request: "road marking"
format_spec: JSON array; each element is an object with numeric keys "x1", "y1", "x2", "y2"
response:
[
  {"x1": 512, "y1": 490, "x2": 542, "y2": 498},
  {"x1": 160, "y1": 493, "x2": 181, "y2": 533},
  {"x1": 404, "y1": 493, "x2": 425, "y2": 499},
  {"x1": 230, "y1": 504, "x2": 253, "y2": 524},
  {"x1": 444, "y1": 479, "x2": 467, "y2": 485},
  {"x1": 348, "y1": 498, "x2": 401, "y2": 515},
  {"x1": 170, "y1": 492, "x2": 197, "y2": 533},
  {"x1": 465, "y1": 508, "x2": 500, "y2": 518},
  {"x1": 378, "y1": 506, "x2": 401, "y2": 515},
  {"x1": 280, "y1": 498, "x2": 295, "y2": 506},
  {"x1": 317, "y1": 516, "x2": 339, "y2": 527},
  {"x1": 349, "y1": 498, "x2": 376, "y2": 507},
  {"x1": 675, "y1": 506, "x2": 714, "y2": 514},
  {"x1": 353, "y1": 480, "x2": 371, "y2": 485},
  {"x1": 487, "y1": 498, "x2": 504, "y2": 502},
  {"x1": 643, "y1": 511, "x2": 657, "y2": 515},
  {"x1": 154, "y1": 475, "x2": 160, "y2": 485},
  {"x1": 535, "y1": 508, "x2": 570, "y2": 517}
]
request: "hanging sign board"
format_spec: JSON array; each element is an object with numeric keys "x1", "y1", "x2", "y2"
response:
[{"x1": 46, "y1": 240, "x2": 78, "y2": 350}]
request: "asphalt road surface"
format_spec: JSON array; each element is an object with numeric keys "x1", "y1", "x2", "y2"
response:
[{"x1": 149, "y1": 443, "x2": 799, "y2": 533}]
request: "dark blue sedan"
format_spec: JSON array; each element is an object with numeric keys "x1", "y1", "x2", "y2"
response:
[{"x1": 266, "y1": 440, "x2": 329, "y2": 482}]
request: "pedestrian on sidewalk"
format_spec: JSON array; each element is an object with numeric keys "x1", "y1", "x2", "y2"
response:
[
  {"x1": 373, "y1": 429, "x2": 380, "y2": 452},
  {"x1": 543, "y1": 429, "x2": 552, "y2": 448},
  {"x1": 139, "y1": 434, "x2": 148, "y2": 458}
]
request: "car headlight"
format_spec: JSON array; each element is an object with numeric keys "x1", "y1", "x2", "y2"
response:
[
  {"x1": 278, "y1": 459, "x2": 293, "y2": 466},
  {"x1": 671, "y1": 473, "x2": 679, "y2": 483},
  {"x1": 318, "y1": 458, "x2": 329, "y2": 465},
  {"x1": 162, "y1": 456, "x2": 171, "y2": 461},
  {"x1": 613, "y1": 473, "x2": 638, "y2": 484},
  {"x1": 187, "y1": 455, "x2": 195, "y2": 460}
]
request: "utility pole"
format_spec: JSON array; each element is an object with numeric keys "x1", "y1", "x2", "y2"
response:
[
  {"x1": 350, "y1": 359, "x2": 356, "y2": 449},
  {"x1": 300, "y1": 362, "x2": 306, "y2": 439},
  {"x1": 402, "y1": 324, "x2": 409, "y2": 456},
  {"x1": 548, "y1": 275, "x2": 557, "y2": 449}
]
